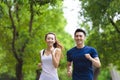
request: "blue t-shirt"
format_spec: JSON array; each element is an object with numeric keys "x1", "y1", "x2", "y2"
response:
[{"x1": 67, "y1": 46, "x2": 98, "y2": 80}]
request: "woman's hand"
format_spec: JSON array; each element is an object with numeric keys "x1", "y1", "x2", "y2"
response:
[
  {"x1": 51, "y1": 48, "x2": 61, "y2": 68},
  {"x1": 38, "y1": 63, "x2": 42, "y2": 68}
]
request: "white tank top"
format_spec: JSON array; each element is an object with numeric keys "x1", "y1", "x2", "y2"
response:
[{"x1": 39, "y1": 49, "x2": 59, "y2": 80}]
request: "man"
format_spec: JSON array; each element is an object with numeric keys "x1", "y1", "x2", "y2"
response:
[{"x1": 67, "y1": 28, "x2": 101, "y2": 80}]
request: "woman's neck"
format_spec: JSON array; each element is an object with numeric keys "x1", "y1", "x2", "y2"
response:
[{"x1": 46, "y1": 46, "x2": 54, "y2": 51}]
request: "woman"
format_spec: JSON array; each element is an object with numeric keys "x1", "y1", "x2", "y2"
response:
[{"x1": 38, "y1": 32, "x2": 63, "y2": 80}]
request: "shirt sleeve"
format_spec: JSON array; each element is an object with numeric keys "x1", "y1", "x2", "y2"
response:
[
  {"x1": 91, "y1": 48, "x2": 98, "y2": 58},
  {"x1": 67, "y1": 51, "x2": 72, "y2": 62}
]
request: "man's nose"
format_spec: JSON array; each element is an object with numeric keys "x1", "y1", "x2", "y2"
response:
[{"x1": 77, "y1": 36, "x2": 81, "y2": 39}]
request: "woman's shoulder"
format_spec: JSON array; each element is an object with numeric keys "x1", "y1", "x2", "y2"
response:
[
  {"x1": 39, "y1": 49, "x2": 44, "y2": 52},
  {"x1": 55, "y1": 48, "x2": 61, "y2": 51},
  {"x1": 39, "y1": 49, "x2": 45, "y2": 55}
]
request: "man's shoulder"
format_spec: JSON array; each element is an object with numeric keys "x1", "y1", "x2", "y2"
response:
[
  {"x1": 85, "y1": 46, "x2": 98, "y2": 54},
  {"x1": 85, "y1": 46, "x2": 95, "y2": 50},
  {"x1": 67, "y1": 47, "x2": 76, "y2": 53}
]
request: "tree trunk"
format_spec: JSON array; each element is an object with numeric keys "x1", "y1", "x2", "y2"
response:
[{"x1": 16, "y1": 61, "x2": 23, "y2": 80}]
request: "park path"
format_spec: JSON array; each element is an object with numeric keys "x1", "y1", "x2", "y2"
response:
[{"x1": 110, "y1": 67, "x2": 120, "y2": 80}]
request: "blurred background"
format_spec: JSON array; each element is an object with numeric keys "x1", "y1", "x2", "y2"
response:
[{"x1": 0, "y1": 0, "x2": 120, "y2": 80}]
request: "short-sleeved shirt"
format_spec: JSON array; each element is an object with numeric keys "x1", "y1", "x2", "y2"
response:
[{"x1": 67, "y1": 46, "x2": 98, "y2": 80}]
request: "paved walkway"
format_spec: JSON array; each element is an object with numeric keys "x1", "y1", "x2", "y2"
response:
[{"x1": 110, "y1": 67, "x2": 120, "y2": 80}]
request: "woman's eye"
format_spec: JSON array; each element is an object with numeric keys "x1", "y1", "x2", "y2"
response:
[{"x1": 47, "y1": 37, "x2": 54, "y2": 40}]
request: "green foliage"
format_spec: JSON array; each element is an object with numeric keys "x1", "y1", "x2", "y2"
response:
[
  {"x1": 0, "y1": 0, "x2": 74, "y2": 79},
  {"x1": 58, "y1": 68, "x2": 72, "y2": 80},
  {"x1": 98, "y1": 68, "x2": 111, "y2": 80},
  {"x1": 80, "y1": 0, "x2": 120, "y2": 69}
]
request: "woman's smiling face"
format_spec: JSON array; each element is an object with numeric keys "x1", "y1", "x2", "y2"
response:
[{"x1": 45, "y1": 34, "x2": 56, "y2": 47}]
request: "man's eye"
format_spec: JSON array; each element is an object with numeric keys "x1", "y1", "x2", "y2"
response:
[
  {"x1": 76, "y1": 35, "x2": 82, "y2": 37},
  {"x1": 76, "y1": 35, "x2": 79, "y2": 37}
]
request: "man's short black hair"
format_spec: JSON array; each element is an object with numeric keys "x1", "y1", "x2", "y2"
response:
[{"x1": 74, "y1": 28, "x2": 86, "y2": 36}]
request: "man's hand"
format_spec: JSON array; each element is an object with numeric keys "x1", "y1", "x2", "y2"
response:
[
  {"x1": 67, "y1": 71, "x2": 72, "y2": 77},
  {"x1": 85, "y1": 54, "x2": 92, "y2": 60},
  {"x1": 67, "y1": 62, "x2": 72, "y2": 77},
  {"x1": 85, "y1": 54, "x2": 101, "y2": 68}
]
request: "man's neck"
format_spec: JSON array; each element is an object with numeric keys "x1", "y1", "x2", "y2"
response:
[{"x1": 76, "y1": 44, "x2": 85, "y2": 49}]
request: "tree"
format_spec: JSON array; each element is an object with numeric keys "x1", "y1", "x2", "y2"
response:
[
  {"x1": 79, "y1": 0, "x2": 120, "y2": 68},
  {"x1": 0, "y1": 0, "x2": 68, "y2": 80}
]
